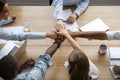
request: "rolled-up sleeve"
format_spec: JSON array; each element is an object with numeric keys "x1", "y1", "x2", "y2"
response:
[
  {"x1": 0, "y1": 16, "x2": 13, "y2": 27},
  {"x1": 106, "y1": 30, "x2": 120, "y2": 40},
  {"x1": 51, "y1": 0, "x2": 63, "y2": 20},
  {"x1": 14, "y1": 54, "x2": 51, "y2": 80},
  {"x1": 74, "y1": 0, "x2": 90, "y2": 16}
]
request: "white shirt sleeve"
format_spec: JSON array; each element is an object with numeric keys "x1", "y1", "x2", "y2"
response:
[
  {"x1": 106, "y1": 30, "x2": 120, "y2": 40},
  {"x1": 51, "y1": 0, "x2": 63, "y2": 20},
  {"x1": 0, "y1": 28, "x2": 46, "y2": 41},
  {"x1": 0, "y1": 16, "x2": 13, "y2": 26},
  {"x1": 89, "y1": 61, "x2": 100, "y2": 80},
  {"x1": 74, "y1": 0, "x2": 90, "y2": 16}
]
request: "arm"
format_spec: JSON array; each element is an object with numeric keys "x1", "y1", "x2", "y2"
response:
[
  {"x1": 15, "y1": 38, "x2": 64, "y2": 80},
  {"x1": 45, "y1": 38, "x2": 64, "y2": 57},
  {"x1": 0, "y1": 31, "x2": 57, "y2": 41},
  {"x1": 74, "y1": 0, "x2": 90, "y2": 16},
  {"x1": 0, "y1": 16, "x2": 13, "y2": 26},
  {"x1": 51, "y1": 0, "x2": 63, "y2": 20},
  {"x1": 70, "y1": 31, "x2": 108, "y2": 40}
]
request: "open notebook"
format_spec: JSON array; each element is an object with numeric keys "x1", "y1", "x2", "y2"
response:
[
  {"x1": 0, "y1": 40, "x2": 27, "y2": 60},
  {"x1": 79, "y1": 18, "x2": 110, "y2": 31}
]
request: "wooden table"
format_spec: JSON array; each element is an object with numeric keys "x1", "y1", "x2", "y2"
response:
[{"x1": 9, "y1": 6, "x2": 120, "y2": 80}]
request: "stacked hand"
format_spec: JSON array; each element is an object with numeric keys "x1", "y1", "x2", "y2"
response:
[
  {"x1": 57, "y1": 19, "x2": 64, "y2": 26},
  {"x1": 55, "y1": 24, "x2": 69, "y2": 37}
]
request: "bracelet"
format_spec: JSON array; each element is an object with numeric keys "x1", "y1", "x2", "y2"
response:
[{"x1": 53, "y1": 39, "x2": 61, "y2": 48}]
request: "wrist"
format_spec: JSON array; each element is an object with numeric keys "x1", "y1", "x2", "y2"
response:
[
  {"x1": 53, "y1": 39, "x2": 62, "y2": 48},
  {"x1": 57, "y1": 19, "x2": 63, "y2": 21}
]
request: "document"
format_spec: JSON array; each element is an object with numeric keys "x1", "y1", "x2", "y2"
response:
[
  {"x1": 80, "y1": 18, "x2": 110, "y2": 31},
  {"x1": 62, "y1": 9, "x2": 79, "y2": 32}
]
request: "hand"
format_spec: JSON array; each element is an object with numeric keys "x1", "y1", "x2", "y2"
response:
[
  {"x1": 56, "y1": 35, "x2": 65, "y2": 43},
  {"x1": 66, "y1": 13, "x2": 77, "y2": 24},
  {"x1": 46, "y1": 32, "x2": 57, "y2": 39},
  {"x1": 113, "y1": 65, "x2": 120, "y2": 75},
  {"x1": 57, "y1": 19, "x2": 64, "y2": 26},
  {"x1": 11, "y1": 16, "x2": 16, "y2": 21},
  {"x1": 20, "y1": 58, "x2": 35, "y2": 70},
  {"x1": 55, "y1": 24, "x2": 69, "y2": 37}
]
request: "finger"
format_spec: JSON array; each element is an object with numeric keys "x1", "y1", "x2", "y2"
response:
[{"x1": 55, "y1": 26, "x2": 60, "y2": 31}]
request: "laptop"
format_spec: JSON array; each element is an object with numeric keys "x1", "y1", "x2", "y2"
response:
[{"x1": 0, "y1": 40, "x2": 27, "y2": 59}]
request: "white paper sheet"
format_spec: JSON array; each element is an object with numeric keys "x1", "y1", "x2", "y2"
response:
[{"x1": 80, "y1": 18, "x2": 110, "y2": 31}]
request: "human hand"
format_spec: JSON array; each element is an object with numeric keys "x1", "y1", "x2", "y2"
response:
[
  {"x1": 11, "y1": 16, "x2": 16, "y2": 21},
  {"x1": 20, "y1": 58, "x2": 35, "y2": 70},
  {"x1": 57, "y1": 19, "x2": 64, "y2": 26},
  {"x1": 66, "y1": 13, "x2": 77, "y2": 24},
  {"x1": 55, "y1": 24, "x2": 69, "y2": 37},
  {"x1": 113, "y1": 65, "x2": 120, "y2": 75},
  {"x1": 47, "y1": 32, "x2": 57, "y2": 39}
]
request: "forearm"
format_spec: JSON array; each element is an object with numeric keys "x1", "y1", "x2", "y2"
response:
[
  {"x1": 46, "y1": 32, "x2": 57, "y2": 39},
  {"x1": 71, "y1": 31, "x2": 107, "y2": 40},
  {"x1": 74, "y1": 0, "x2": 89, "y2": 16},
  {"x1": 51, "y1": 0, "x2": 63, "y2": 20},
  {"x1": 65, "y1": 34, "x2": 83, "y2": 52},
  {"x1": 45, "y1": 42, "x2": 59, "y2": 57}
]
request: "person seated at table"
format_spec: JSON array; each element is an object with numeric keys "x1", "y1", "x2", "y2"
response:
[
  {"x1": 0, "y1": 0, "x2": 16, "y2": 26},
  {"x1": 50, "y1": 0, "x2": 90, "y2": 25},
  {"x1": 68, "y1": 30, "x2": 120, "y2": 75},
  {"x1": 55, "y1": 24, "x2": 100, "y2": 80},
  {"x1": 0, "y1": 36, "x2": 64, "y2": 80}
]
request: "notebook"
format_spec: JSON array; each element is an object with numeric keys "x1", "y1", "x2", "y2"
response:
[{"x1": 79, "y1": 18, "x2": 110, "y2": 32}]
